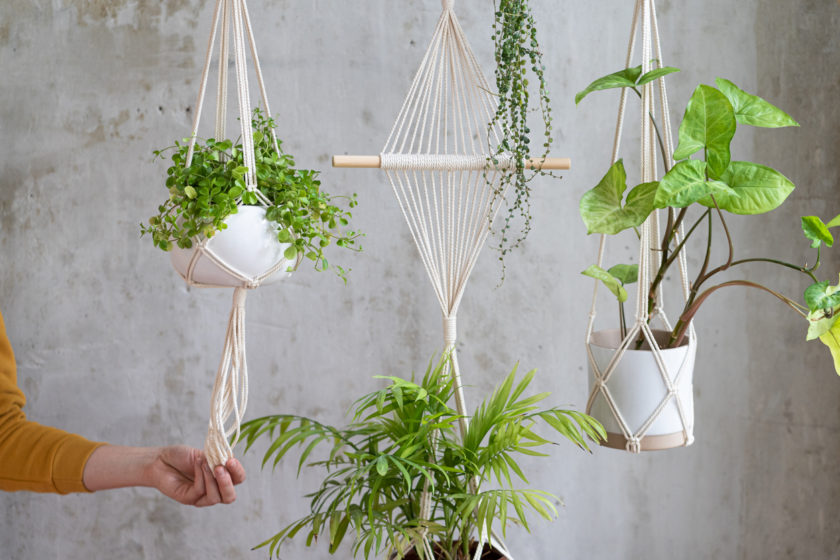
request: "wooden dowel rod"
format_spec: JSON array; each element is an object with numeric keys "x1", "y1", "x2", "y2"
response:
[{"x1": 331, "y1": 155, "x2": 571, "y2": 170}]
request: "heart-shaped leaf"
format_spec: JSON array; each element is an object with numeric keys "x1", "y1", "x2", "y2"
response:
[
  {"x1": 582, "y1": 265, "x2": 628, "y2": 302},
  {"x1": 700, "y1": 161, "x2": 794, "y2": 215},
  {"x1": 804, "y1": 279, "x2": 840, "y2": 313},
  {"x1": 607, "y1": 263, "x2": 639, "y2": 286},
  {"x1": 655, "y1": 159, "x2": 736, "y2": 209},
  {"x1": 673, "y1": 84, "x2": 736, "y2": 179},
  {"x1": 801, "y1": 216, "x2": 834, "y2": 249},
  {"x1": 636, "y1": 66, "x2": 680, "y2": 87},
  {"x1": 575, "y1": 66, "x2": 643, "y2": 105},
  {"x1": 715, "y1": 78, "x2": 799, "y2": 128},
  {"x1": 580, "y1": 161, "x2": 657, "y2": 235}
]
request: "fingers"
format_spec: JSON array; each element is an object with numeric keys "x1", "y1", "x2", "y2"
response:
[
  {"x1": 195, "y1": 460, "x2": 224, "y2": 507},
  {"x1": 225, "y1": 458, "x2": 247, "y2": 485},
  {"x1": 213, "y1": 465, "x2": 237, "y2": 504}
]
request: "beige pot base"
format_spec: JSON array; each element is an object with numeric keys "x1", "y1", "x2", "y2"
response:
[{"x1": 601, "y1": 430, "x2": 690, "y2": 452}]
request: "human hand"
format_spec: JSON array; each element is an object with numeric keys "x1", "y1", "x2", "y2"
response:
[
  {"x1": 148, "y1": 445, "x2": 247, "y2": 507},
  {"x1": 83, "y1": 444, "x2": 246, "y2": 506}
]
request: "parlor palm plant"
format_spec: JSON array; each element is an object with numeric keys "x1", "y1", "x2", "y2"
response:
[{"x1": 239, "y1": 354, "x2": 605, "y2": 559}]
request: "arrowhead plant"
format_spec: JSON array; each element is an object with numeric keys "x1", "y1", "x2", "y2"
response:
[{"x1": 576, "y1": 67, "x2": 840, "y2": 374}]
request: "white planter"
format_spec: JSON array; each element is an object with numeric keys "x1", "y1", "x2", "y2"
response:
[
  {"x1": 587, "y1": 329, "x2": 695, "y2": 451},
  {"x1": 170, "y1": 205, "x2": 294, "y2": 288}
]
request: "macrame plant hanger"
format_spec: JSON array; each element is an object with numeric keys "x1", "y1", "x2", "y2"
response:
[
  {"x1": 180, "y1": 0, "x2": 295, "y2": 469},
  {"x1": 334, "y1": 0, "x2": 568, "y2": 557},
  {"x1": 584, "y1": 0, "x2": 697, "y2": 454}
]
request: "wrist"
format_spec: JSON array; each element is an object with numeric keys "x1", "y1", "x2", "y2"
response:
[{"x1": 83, "y1": 445, "x2": 162, "y2": 491}]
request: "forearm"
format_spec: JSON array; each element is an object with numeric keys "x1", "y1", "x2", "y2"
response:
[{"x1": 82, "y1": 445, "x2": 161, "y2": 491}]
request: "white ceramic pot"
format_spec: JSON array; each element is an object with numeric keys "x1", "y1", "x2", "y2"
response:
[
  {"x1": 587, "y1": 328, "x2": 695, "y2": 451},
  {"x1": 170, "y1": 205, "x2": 294, "y2": 288}
]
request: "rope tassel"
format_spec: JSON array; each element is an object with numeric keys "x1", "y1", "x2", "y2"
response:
[{"x1": 204, "y1": 287, "x2": 250, "y2": 469}]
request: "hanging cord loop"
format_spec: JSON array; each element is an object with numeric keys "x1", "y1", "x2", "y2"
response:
[{"x1": 204, "y1": 287, "x2": 250, "y2": 469}]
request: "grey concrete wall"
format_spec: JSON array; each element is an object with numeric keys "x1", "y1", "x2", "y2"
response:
[{"x1": 1, "y1": 1, "x2": 839, "y2": 558}]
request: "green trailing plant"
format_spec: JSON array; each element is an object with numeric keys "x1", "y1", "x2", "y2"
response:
[
  {"x1": 489, "y1": 0, "x2": 554, "y2": 270},
  {"x1": 576, "y1": 66, "x2": 840, "y2": 374},
  {"x1": 239, "y1": 354, "x2": 605, "y2": 559},
  {"x1": 141, "y1": 108, "x2": 361, "y2": 280}
]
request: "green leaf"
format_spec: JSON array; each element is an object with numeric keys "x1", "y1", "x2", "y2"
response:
[
  {"x1": 809, "y1": 315, "x2": 840, "y2": 375},
  {"x1": 673, "y1": 84, "x2": 736, "y2": 178},
  {"x1": 827, "y1": 214, "x2": 840, "y2": 229},
  {"x1": 375, "y1": 455, "x2": 388, "y2": 476},
  {"x1": 655, "y1": 160, "x2": 736, "y2": 209},
  {"x1": 804, "y1": 280, "x2": 840, "y2": 313},
  {"x1": 284, "y1": 246, "x2": 298, "y2": 261},
  {"x1": 715, "y1": 78, "x2": 799, "y2": 128},
  {"x1": 801, "y1": 216, "x2": 834, "y2": 249},
  {"x1": 575, "y1": 66, "x2": 642, "y2": 105},
  {"x1": 699, "y1": 161, "x2": 794, "y2": 215},
  {"x1": 580, "y1": 161, "x2": 655, "y2": 235},
  {"x1": 607, "y1": 264, "x2": 639, "y2": 286},
  {"x1": 184, "y1": 185, "x2": 197, "y2": 199},
  {"x1": 636, "y1": 66, "x2": 680, "y2": 87},
  {"x1": 582, "y1": 265, "x2": 628, "y2": 303}
]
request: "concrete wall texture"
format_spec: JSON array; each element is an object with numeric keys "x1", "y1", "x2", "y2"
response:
[{"x1": 1, "y1": 0, "x2": 839, "y2": 558}]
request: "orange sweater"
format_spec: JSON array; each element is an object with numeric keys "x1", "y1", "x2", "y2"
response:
[{"x1": 0, "y1": 309, "x2": 104, "y2": 493}]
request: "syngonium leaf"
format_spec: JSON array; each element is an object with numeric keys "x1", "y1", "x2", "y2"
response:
[
  {"x1": 582, "y1": 265, "x2": 628, "y2": 302},
  {"x1": 607, "y1": 264, "x2": 639, "y2": 286},
  {"x1": 579, "y1": 160, "x2": 657, "y2": 235},
  {"x1": 698, "y1": 161, "x2": 794, "y2": 215},
  {"x1": 801, "y1": 216, "x2": 834, "y2": 249},
  {"x1": 575, "y1": 65, "x2": 679, "y2": 105},
  {"x1": 715, "y1": 78, "x2": 799, "y2": 128},
  {"x1": 636, "y1": 66, "x2": 680, "y2": 87},
  {"x1": 575, "y1": 66, "x2": 641, "y2": 105},
  {"x1": 804, "y1": 278, "x2": 840, "y2": 314},
  {"x1": 673, "y1": 84, "x2": 736, "y2": 179},
  {"x1": 654, "y1": 159, "x2": 737, "y2": 209},
  {"x1": 817, "y1": 322, "x2": 840, "y2": 376},
  {"x1": 806, "y1": 283, "x2": 840, "y2": 375}
]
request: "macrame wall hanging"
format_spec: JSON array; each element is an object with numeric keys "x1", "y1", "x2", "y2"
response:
[
  {"x1": 584, "y1": 0, "x2": 697, "y2": 454},
  {"x1": 171, "y1": 0, "x2": 298, "y2": 469},
  {"x1": 334, "y1": 0, "x2": 568, "y2": 557}
]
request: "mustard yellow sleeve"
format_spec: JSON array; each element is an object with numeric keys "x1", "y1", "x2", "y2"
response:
[{"x1": 0, "y1": 309, "x2": 106, "y2": 494}]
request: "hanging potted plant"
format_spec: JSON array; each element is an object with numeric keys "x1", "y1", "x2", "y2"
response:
[
  {"x1": 238, "y1": 354, "x2": 605, "y2": 559},
  {"x1": 576, "y1": 67, "x2": 840, "y2": 450},
  {"x1": 141, "y1": 108, "x2": 361, "y2": 285}
]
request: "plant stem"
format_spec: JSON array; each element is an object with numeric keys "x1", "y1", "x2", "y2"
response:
[
  {"x1": 619, "y1": 301, "x2": 627, "y2": 340},
  {"x1": 728, "y1": 257, "x2": 819, "y2": 283},
  {"x1": 669, "y1": 280, "x2": 809, "y2": 348},
  {"x1": 647, "y1": 208, "x2": 710, "y2": 317},
  {"x1": 695, "y1": 196, "x2": 733, "y2": 283}
]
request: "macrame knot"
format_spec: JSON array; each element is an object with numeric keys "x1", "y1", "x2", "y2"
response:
[
  {"x1": 443, "y1": 315, "x2": 457, "y2": 346},
  {"x1": 233, "y1": 286, "x2": 249, "y2": 307},
  {"x1": 626, "y1": 437, "x2": 642, "y2": 454},
  {"x1": 442, "y1": 0, "x2": 454, "y2": 11}
]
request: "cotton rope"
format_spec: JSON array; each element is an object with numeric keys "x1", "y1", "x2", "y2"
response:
[
  {"x1": 375, "y1": 1, "x2": 516, "y2": 558},
  {"x1": 584, "y1": 0, "x2": 696, "y2": 454},
  {"x1": 179, "y1": 0, "x2": 291, "y2": 468}
]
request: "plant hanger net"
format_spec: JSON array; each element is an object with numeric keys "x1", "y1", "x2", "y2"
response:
[
  {"x1": 334, "y1": 0, "x2": 568, "y2": 557},
  {"x1": 177, "y1": 0, "x2": 298, "y2": 469},
  {"x1": 584, "y1": 0, "x2": 697, "y2": 454}
]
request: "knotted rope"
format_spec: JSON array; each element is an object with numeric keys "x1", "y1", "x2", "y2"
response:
[
  {"x1": 180, "y1": 0, "x2": 290, "y2": 468},
  {"x1": 378, "y1": 2, "x2": 514, "y2": 558},
  {"x1": 584, "y1": 0, "x2": 696, "y2": 453}
]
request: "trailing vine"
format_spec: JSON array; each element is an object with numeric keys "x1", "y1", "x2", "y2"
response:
[{"x1": 489, "y1": 0, "x2": 554, "y2": 272}]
